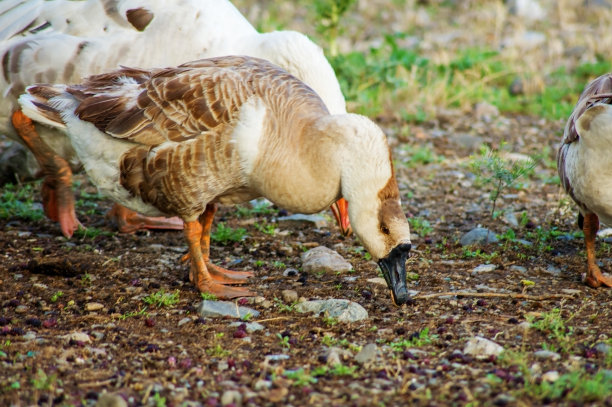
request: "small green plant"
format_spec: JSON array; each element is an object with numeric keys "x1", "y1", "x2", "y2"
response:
[
  {"x1": 117, "y1": 308, "x2": 147, "y2": 320},
  {"x1": 323, "y1": 316, "x2": 338, "y2": 327},
  {"x1": 309, "y1": 0, "x2": 356, "y2": 56},
  {"x1": 73, "y1": 227, "x2": 113, "y2": 239},
  {"x1": 409, "y1": 217, "x2": 433, "y2": 237},
  {"x1": 401, "y1": 145, "x2": 444, "y2": 167},
  {"x1": 81, "y1": 273, "x2": 92, "y2": 286},
  {"x1": 241, "y1": 312, "x2": 253, "y2": 322},
  {"x1": 254, "y1": 222, "x2": 277, "y2": 235},
  {"x1": 143, "y1": 289, "x2": 180, "y2": 308},
  {"x1": 50, "y1": 291, "x2": 63, "y2": 303},
  {"x1": 272, "y1": 261, "x2": 286, "y2": 269},
  {"x1": 211, "y1": 222, "x2": 247, "y2": 244},
  {"x1": 152, "y1": 392, "x2": 166, "y2": 407},
  {"x1": 235, "y1": 200, "x2": 277, "y2": 217},
  {"x1": 462, "y1": 248, "x2": 498, "y2": 262},
  {"x1": 274, "y1": 297, "x2": 295, "y2": 313},
  {"x1": 284, "y1": 368, "x2": 318, "y2": 387},
  {"x1": 31, "y1": 369, "x2": 57, "y2": 391},
  {"x1": 527, "y1": 308, "x2": 574, "y2": 353},
  {"x1": 321, "y1": 335, "x2": 337, "y2": 347},
  {"x1": 0, "y1": 182, "x2": 44, "y2": 221},
  {"x1": 470, "y1": 146, "x2": 536, "y2": 219},
  {"x1": 206, "y1": 333, "x2": 230, "y2": 357},
  {"x1": 329, "y1": 364, "x2": 357, "y2": 377},
  {"x1": 277, "y1": 333, "x2": 291, "y2": 349},
  {"x1": 200, "y1": 292, "x2": 218, "y2": 301},
  {"x1": 390, "y1": 327, "x2": 436, "y2": 351}
]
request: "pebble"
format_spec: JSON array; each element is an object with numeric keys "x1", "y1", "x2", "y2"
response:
[
  {"x1": 96, "y1": 393, "x2": 128, "y2": 407},
  {"x1": 472, "y1": 264, "x2": 497, "y2": 274},
  {"x1": 15, "y1": 305, "x2": 28, "y2": 314},
  {"x1": 301, "y1": 246, "x2": 352, "y2": 273},
  {"x1": 507, "y1": 0, "x2": 546, "y2": 21},
  {"x1": 542, "y1": 370, "x2": 560, "y2": 382},
  {"x1": 32, "y1": 283, "x2": 48, "y2": 291},
  {"x1": 545, "y1": 265, "x2": 561, "y2": 276},
  {"x1": 280, "y1": 289, "x2": 298, "y2": 304},
  {"x1": 23, "y1": 331, "x2": 36, "y2": 341},
  {"x1": 463, "y1": 336, "x2": 503, "y2": 359},
  {"x1": 220, "y1": 390, "x2": 242, "y2": 406},
  {"x1": 86, "y1": 302, "x2": 104, "y2": 311},
  {"x1": 278, "y1": 213, "x2": 328, "y2": 229},
  {"x1": 594, "y1": 342, "x2": 611, "y2": 355},
  {"x1": 509, "y1": 265, "x2": 527, "y2": 273},
  {"x1": 560, "y1": 289, "x2": 581, "y2": 296},
  {"x1": 295, "y1": 299, "x2": 368, "y2": 323},
  {"x1": 366, "y1": 277, "x2": 387, "y2": 286},
  {"x1": 533, "y1": 350, "x2": 561, "y2": 361},
  {"x1": 178, "y1": 317, "x2": 192, "y2": 327},
  {"x1": 460, "y1": 228, "x2": 498, "y2": 246},
  {"x1": 197, "y1": 300, "x2": 260, "y2": 319},
  {"x1": 282, "y1": 268, "x2": 299, "y2": 277},
  {"x1": 229, "y1": 322, "x2": 265, "y2": 333},
  {"x1": 253, "y1": 380, "x2": 272, "y2": 391},
  {"x1": 266, "y1": 354, "x2": 290, "y2": 361},
  {"x1": 503, "y1": 212, "x2": 519, "y2": 228},
  {"x1": 354, "y1": 343, "x2": 378, "y2": 365}
]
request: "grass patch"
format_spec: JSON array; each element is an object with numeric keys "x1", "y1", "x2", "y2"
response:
[
  {"x1": 143, "y1": 290, "x2": 180, "y2": 308},
  {"x1": 0, "y1": 182, "x2": 44, "y2": 221},
  {"x1": 211, "y1": 222, "x2": 247, "y2": 244}
]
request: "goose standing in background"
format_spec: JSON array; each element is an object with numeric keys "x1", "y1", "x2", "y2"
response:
[
  {"x1": 1, "y1": 0, "x2": 351, "y2": 237},
  {"x1": 558, "y1": 73, "x2": 612, "y2": 288},
  {"x1": 19, "y1": 56, "x2": 412, "y2": 304}
]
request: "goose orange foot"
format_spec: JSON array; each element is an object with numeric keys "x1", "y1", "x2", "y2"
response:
[
  {"x1": 12, "y1": 110, "x2": 83, "y2": 238},
  {"x1": 107, "y1": 203, "x2": 184, "y2": 233},
  {"x1": 184, "y1": 214, "x2": 255, "y2": 299},
  {"x1": 582, "y1": 212, "x2": 612, "y2": 288}
]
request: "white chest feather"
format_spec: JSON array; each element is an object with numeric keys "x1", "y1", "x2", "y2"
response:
[{"x1": 230, "y1": 97, "x2": 267, "y2": 175}]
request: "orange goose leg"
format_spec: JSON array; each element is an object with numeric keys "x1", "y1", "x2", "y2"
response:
[
  {"x1": 330, "y1": 198, "x2": 352, "y2": 236},
  {"x1": 11, "y1": 110, "x2": 82, "y2": 237},
  {"x1": 106, "y1": 203, "x2": 184, "y2": 233},
  {"x1": 583, "y1": 213, "x2": 612, "y2": 288},
  {"x1": 185, "y1": 209, "x2": 254, "y2": 298}
]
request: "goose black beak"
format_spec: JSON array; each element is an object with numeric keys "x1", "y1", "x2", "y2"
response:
[{"x1": 377, "y1": 243, "x2": 411, "y2": 305}]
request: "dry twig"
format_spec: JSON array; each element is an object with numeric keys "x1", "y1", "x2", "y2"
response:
[{"x1": 415, "y1": 292, "x2": 575, "y2": 300}]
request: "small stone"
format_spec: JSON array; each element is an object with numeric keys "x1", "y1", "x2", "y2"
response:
[
  {"x1": 197, "y1": 300, "x2": 260, "y2": 319},
  {"x1": 472, "y1": 264, "x2": 497, "y2": 274},
  {"x1": 503, "y1": 212, "x2": 519, "y2": 228},
  {"x1": 301, "y1": 246, "x2": 352, "y2": 273},
  {"x1": 561, "y1": 289, "x2": 581, "y2": 296},
  {"x1": 295, "y1": 299, "x2": 368, "y2": 323},
  {"x1": 542, "y1": 370, "x2": 560, "y2": 382},
  {"x1": 534, "y1": 350, "x2": 561, "y2": 361},
  {"x1": 460, "y1": 228, "x2": 498, "y2": 246},
  {"x1": 220, "y1": 390, "x2": 242, "y2": 406},
  {"x1": 254, "y1": 379, "x2": 272, "y2": 391},
  {"x1": 15, "y1": 305, "x2": 28, "y2": 314},
  {"x1": 545, "y1": 265, "x2": 561, "y2": 275},
  {"x1": 64, "y1": 332, "x2": 92, "y2": 344},
  {"x1": 463, "y1": 336, "x2": 503, "y2": 359},
  {"x1": 280, "y1": 289, "x2": 298, "y2": 304},
  {"x1": 23, "y1": 331, "x2": 36, "y2": 340},
  {"x1": 509, "y1": 265, "x2": 527, "y2": 273},
  {"x1": 507, "y1": 0, "x2": 546, "y2": 21},
  {"x1": 354, "y1": 343, "x2": 378, "y2": 365},
  {"x1": 593, "y1": 342, "x2": 611, "y2": 355},
  {"x1": 32, "y1": 283, "x2": 48, "y2": 291},
  {"x1": 178, "y1": 317, "x2": 192, "y2": 327},
  {"x1": 86, "y1": 302, "x2": 104, "y2": 311},
  {"x1": 96, "y1": 393, "x2": 128, "y2": 407},
  {"x1": 473, "y1": 102, "x2": 499, "y2": 122},
  {"x1": 266, "y1": 354, "x2": 290, "y2": 361},
  {"x1": 229, "y1": 321, "x2": 265, "y2": 333},
  {"x1": 366, "y1": 277, "x2": 387, "y2": 286}
]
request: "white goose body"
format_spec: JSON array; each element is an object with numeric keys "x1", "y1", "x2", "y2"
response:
[
  {"x1": 1, "y1": 0, "x2": 346, "y2": 152},
  {"x1": 558, "y1": 73, "x2": 612, "y2": 287},
  {"x1": 20, "y1": 56, "x2": 413, "y2": 303}
]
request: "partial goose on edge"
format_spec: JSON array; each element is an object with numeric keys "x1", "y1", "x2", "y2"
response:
[
  {"x1": 19, "y1": 56, "x2": 413, "y2": 304},
  {"x1": 558, "y1": 73, "x2": 612, "y2": 288},
  {"x1": 1, "y1": 0, "x2": 351, "y2": 237}
]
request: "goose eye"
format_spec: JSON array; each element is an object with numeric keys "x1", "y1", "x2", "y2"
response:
[{"x1": 380, "y1": 224, "x2": 390, "y2": 235}]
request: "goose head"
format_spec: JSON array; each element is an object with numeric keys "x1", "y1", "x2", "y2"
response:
[{"x1": 318, "y1": 114, "x2": 412, "y2": 305}]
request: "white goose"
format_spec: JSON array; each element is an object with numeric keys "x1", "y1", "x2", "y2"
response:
[
  {"x1": 1, "y1": 0, "x2": 350, "y2": 237},
  {"x1": 19, "y1": 56, "x2": 413, "y2": 303},
  {"x1": 558, "y1": 73, "x2": 612, "y2": 288}
]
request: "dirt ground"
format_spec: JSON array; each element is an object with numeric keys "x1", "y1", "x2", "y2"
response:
[{"x1": 2, "y1": 1, "x2": 612, "y2": 406}]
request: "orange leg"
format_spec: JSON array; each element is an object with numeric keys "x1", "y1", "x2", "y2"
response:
[
  {"x1": 330, "y1": 198, "x2": 352, "y2": 236},
  {"x1": 106, "y1": 203, "x2": 184, "y2": 233},
  {"x1": 11, "y1": 110, "x2": 82, "y2": 237},
  {"x1": 184, "y1": 216, "x2": 254, "y2": 299},
  {"x1": 583, "y1": 213, "x2": 612, "y2": 288},
  {"x1": 182, "y1": 204, "x2": 253, "y2": 284}
]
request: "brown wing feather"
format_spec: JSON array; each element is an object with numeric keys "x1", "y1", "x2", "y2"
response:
[{"x1": 558, "y1": 73, "x2": 612, "y2": 211}]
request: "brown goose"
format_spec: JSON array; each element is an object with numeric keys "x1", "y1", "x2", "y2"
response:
[
  {"x1": 1, "y1": 0, "x2": 350, "y2": 237},
  {"x1": 19, "y1": 56, "x2": 412, "y2": 304},
  {"x1": 558, "y1": 73, "x2": 612, "y2": 288}
]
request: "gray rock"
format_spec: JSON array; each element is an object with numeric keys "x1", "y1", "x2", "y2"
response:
[
  {"x1": 278, "y1": 214, "x2": 327, "y2": 229},
  {"x1": 463, "y1": 336, "x2": 503, "y2": 359},
  {"x1": 542, "y1": 370, "x2": 560, "y2": 382},
  {"x1": 15, "y1": 305, "x2": 28, "y2": 314},
  {"x1": 507, "y1": 0, "x2": 546, "y2": 21},
  {"x1": 96, "y1": 393, "x2": 128, "y2": 407},
  {"x1": 585, "y1": 0, "x2": 611, "y2": 9},
  {"x1": 510, "y1": 265, "x2": 527, "y2": 273},
  {"x1": 460, "y1": 228, "x2": 498, "y2": 246},
  {"x1": 534, "y1": 350, "x2": 561, "y2": 361},
  {"x1": 23, "y1": 331, "x2": 36, "y2": 341},
  {"x1": 503, "y1": 212, "x2": 519, "y2": 228},
  {"x1": 282, "y1": 268, "x2": 299, "y2": 277},
  {"x1": 545, "y1": 265, "x2": 561, "y2": 276},
  {"x1": 354, "y1": 343, "x2": 378, "y2": 365},
  {"x1": 178, "y1": 317, "x2": 192, "y2": 326},
  {"x1": 301, "y1": 246, "x2": 352, "y2": 273},
  {"x1": 197, "y1": 300, "x2": 260, "y2": 319},
  {"x1": 253, "y1": 379, "x2": 272, "y2": 391},
  {"x1": 295, "y1": 299, "x2": 368, "y2": 323},
  {"x1": 367, "y1": 277, "x2": 387, "y2": 286},
  {"x1": 229, "y1": 321, "x2": 265, "y2": 333},
  {"x1": 266, "y1": 354, "x2": 290, "y2": 361},
  {"x1": 472, "y1": 264, "x2": 498, "y2": 274},
  {"x1": 281, "y1": 289, "x2": 298, "y2": 304},
  {"x1": 0, "y1": 142, "x2": 39, "y2": 185},
  {"x1": 594, "y1": 342, "x2": 611, "y2": 355}
]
